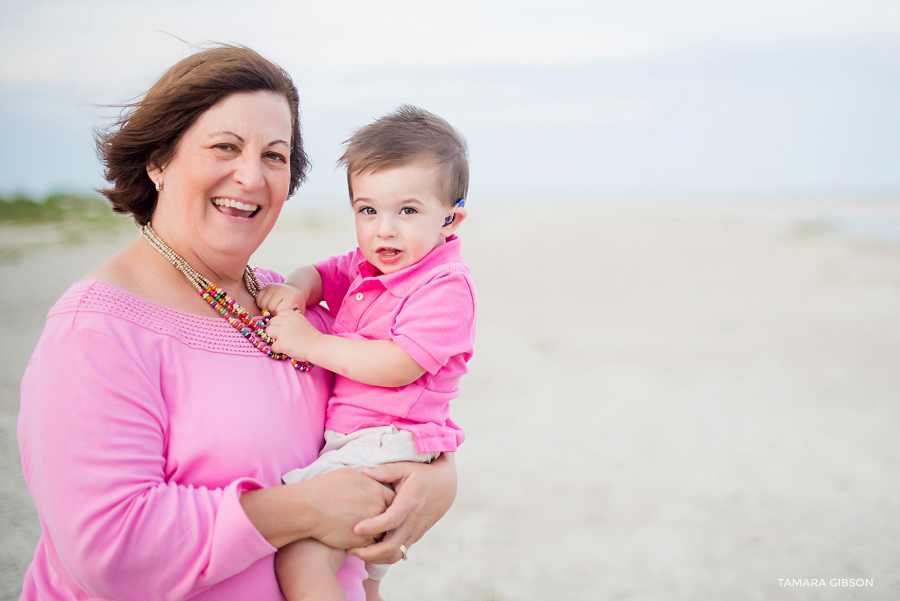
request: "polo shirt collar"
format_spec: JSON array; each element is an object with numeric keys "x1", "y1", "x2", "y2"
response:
[{"x1": 354, "y1": 235, "x2": 462, "y2": 296}]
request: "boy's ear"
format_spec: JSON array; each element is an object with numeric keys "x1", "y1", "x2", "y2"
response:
[{"x1": 441, "y1": 207, "x2": 467, "y2": 238}]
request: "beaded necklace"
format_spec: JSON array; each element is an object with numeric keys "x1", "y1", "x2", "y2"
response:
[{"x1": 141, "y1": 224, "x2": 313, "y2": 371}]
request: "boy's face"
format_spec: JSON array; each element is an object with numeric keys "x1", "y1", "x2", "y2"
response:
[{"x1": 350, "y1": 163, "x2": 465, "y2": 274}]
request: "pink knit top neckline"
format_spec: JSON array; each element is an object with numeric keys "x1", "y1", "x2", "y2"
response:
[{"x1": 51, "y1": 276, "x2": 282, "y2": 356}]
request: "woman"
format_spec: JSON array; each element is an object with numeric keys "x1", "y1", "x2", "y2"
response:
[{"x1": 16, "y1": 45, "x2": 456, "y2": 600}]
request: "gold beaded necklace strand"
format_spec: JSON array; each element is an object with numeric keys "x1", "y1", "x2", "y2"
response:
[{"x1": 141, "y1": 224, "x2": 312, "y2": 371}]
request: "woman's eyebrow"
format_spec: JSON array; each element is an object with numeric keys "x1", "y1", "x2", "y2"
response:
[
  {"x1": 208, "y1": 131, "x2": 289, "y2": 147},
  {"x1": 209, "y1": 130, "x2": 244, "y2": 142}
]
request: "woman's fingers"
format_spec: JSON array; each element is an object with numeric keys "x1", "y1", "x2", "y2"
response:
[
  {"x1": 347, "y1": 527, "x2": 410, "y2": 564},
  {"x1": 352, "y1": 463, "x2": 413, "y2": 534},
  {"x1": 349, "y1": 456, "x2": 457, "y2": 564},
  {"x1": 299, "y1": 468, "x2": 395, "y2": 550}
]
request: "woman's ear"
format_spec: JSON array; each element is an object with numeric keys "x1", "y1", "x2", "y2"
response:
[
  {"x1": 441, "y1": 207, "x2": 467, "y2": 238},
  {"x1": 146, "y1": 164, "x2": 163, "y2": 190}
]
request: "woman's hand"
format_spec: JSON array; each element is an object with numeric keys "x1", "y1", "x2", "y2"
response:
[
  {"x1": 348, "y1": 453, "x2": 457, "y2": 564},
  {"x1": 241, "y1": 468, "x2": 394, "y2": 550},
  {"x1": 300, "y1": 469, "x2": 396, "y2": 549}
]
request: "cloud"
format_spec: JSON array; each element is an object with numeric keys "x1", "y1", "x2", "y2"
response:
[
  {"x1": 1, "y1": 1, "x2": 898, "y2": 198},
  {"x1": 4, "y1": 0, "x2": 899, "y2": 90}
]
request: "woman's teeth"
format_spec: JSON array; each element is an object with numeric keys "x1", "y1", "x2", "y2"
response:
[{"x1": 212, "y1": 197, "x2": 259, "y2": 212}]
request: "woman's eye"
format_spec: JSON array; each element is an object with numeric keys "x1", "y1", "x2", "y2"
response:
[
  {"x1": 400, "y1": 207, "x2": 418, "y2": 215},
  {"x1": 265, "y1": 151, "x2": 287, "y2": 163},
  {"x1": 213, "y1": 142, "x2": 240, "y2": 155}
]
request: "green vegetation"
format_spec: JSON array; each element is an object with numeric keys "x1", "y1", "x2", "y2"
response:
[
  {"x1": 0, "y1": 192, "x2": 118, "y2": 224},
  {"x1": 0, "y1": 192, "x2": 134, "y2": 262}
]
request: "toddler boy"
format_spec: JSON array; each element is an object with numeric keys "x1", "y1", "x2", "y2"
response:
[{"x1": 260, "y1": 105, "x2": 475, "y2": 601}]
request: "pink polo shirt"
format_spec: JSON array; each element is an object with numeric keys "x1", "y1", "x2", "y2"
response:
[{"x1": 315, "y1": 236, "x2": 475, "y2": 453}]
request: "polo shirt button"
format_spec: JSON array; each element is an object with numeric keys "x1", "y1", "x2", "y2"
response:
[{"x1": 355, "y1": 292, "x2": 364, "y2": 301}]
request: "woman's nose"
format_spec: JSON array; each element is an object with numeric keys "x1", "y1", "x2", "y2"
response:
[{"x1": 234, "y1": 155, "x2": 265, "y2": 190}]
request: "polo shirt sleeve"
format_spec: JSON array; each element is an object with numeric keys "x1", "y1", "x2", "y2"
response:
[
  {"x1": 390, "y1": 267, "x2": 476, "y2": 375},
  {"x1": 315, "y1": 251, "x2": 356, "y2": 317}
]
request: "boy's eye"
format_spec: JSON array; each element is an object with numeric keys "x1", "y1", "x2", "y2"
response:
[
  {"x1": 400, "y1": 207, "x2": 418, "y2": 215},
  {"x1": 359, "y1": 207, "x2": 376, "y2": 215}
]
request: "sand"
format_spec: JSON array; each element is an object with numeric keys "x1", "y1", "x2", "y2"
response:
[{"x1": 2, "y1": 202, "x2": 899, "y2": 600}]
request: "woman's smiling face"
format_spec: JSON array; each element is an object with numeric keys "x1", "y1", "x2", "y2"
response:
[{"x1": 148, "y1": 90, "x2": 292, "y2": 265}]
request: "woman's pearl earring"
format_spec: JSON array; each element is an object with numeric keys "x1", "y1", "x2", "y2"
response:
[{"x1": 155, "y1": 180, "x2": 163, "y2": 192}]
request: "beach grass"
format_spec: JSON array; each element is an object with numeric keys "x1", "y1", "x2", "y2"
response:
[
  {"x1": 0, "y1": 193, "x2": 134, "y2": 262},
  {"x1": 0, "y1": 192, "x2": 118, "y2": 224}
]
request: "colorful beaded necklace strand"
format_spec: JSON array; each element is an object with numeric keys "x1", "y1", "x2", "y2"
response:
[{"x1": 141, "y1": 224, "x2": 313, "y2": 372}]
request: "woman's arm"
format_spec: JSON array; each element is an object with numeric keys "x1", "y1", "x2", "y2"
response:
[
  {"x1": 348, "y1": 453, "x2": 458, "y2": 564},
  {"x1": 18, "y1": 322, "x2": 391, "y2": 600}
]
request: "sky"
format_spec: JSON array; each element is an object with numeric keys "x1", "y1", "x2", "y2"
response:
[{"x1": 1, "y1": 0, "x2": 898, "y2": 204}]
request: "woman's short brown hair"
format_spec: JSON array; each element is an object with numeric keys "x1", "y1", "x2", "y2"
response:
[
  {"x1": 95, "y1": 44, "x2": 308, "y2": 225},
  {"x1": 338, "y1": 105, "x2": 468, "y2": 206}
]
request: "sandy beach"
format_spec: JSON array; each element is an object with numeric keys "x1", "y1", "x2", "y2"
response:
[{"x1": 2, "y1": 202, "x2": 899, "y2": 600}]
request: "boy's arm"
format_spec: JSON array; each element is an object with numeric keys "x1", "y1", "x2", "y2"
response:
[
  {"x1": 283, "y1": 265, "x2": 324, "y2": 307},
  {"x1": 266, "y1": 311, "x2": 426, "y2": 387},
  {"x1": 315, "y1": 252, "x2": 358, "y2": 315},
  {"x1": 256, "y1": 266, "x2": 324, "y2": 313}
]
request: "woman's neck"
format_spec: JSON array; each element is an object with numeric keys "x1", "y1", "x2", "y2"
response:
[
  {"x1": 152, "y1": 222, "x2": 249, "y2": 284},
  {"x1": 86, "y1": 231, "x2": 261, "y2": 317}
]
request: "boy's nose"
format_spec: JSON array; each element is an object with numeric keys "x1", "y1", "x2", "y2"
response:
[{"x1": 376, "y1": 216, "x2": 397, "y2": 237}]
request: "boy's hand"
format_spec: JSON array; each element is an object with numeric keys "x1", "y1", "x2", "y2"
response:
[
  {"x1": 257, "y1": 283, "x2": 308, "y2": 314},
  {"x1": 266, "y1": 309, "x2": 322, "y2": 362}
]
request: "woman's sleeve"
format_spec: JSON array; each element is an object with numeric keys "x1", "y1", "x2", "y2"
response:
[{"x1": 17, "y1": 316, "x2": 275, "y2": 600}]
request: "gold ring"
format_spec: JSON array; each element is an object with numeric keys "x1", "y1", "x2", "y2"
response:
[{"x1": 399, "y1": 544, "x2": 408, "y2": 561}]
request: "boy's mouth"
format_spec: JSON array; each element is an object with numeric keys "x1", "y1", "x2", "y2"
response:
[
  {"x1": 376, "y1": 247, "x2": 403, "y2": 264},
  {"x1": 211, "y1": 197, "x2": 260, "y2": 218}
]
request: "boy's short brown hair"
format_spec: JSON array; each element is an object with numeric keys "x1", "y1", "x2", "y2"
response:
[{"x1": 338, "y1": 105, "x2": 468, "y2": 206}]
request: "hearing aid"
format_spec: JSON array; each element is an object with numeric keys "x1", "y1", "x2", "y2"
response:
[{"x1": 443, "y1": 198, "x2": 466, "y2": 226}]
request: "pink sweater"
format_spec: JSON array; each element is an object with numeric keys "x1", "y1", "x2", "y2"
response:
[{"x1": 17, "y1": 272, "x2": 367, "y2": 600}]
